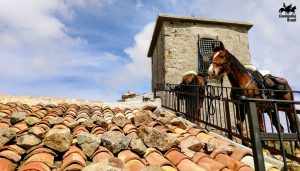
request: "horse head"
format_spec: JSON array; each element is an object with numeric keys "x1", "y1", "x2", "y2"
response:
[{"x1": 207, "y1": 42, "x2": 228, "y2": 80}]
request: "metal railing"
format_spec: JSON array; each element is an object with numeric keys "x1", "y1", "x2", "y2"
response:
[{"x1": 154, "y1": 83, "x2": 300, "y2": 170}]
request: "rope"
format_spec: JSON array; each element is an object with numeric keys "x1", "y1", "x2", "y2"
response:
[{"x1": 205, "y1": 78, "x2": 224, "y2": 129}]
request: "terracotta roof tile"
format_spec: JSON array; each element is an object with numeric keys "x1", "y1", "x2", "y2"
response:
[
  {"x1": 92, "y1": 146, "x2": 114, "y2": 163},
  {"x1": 0, "y1": 150, "x2": 21, "y2": 163},
  {"x1": 196, "y1": 155, "x2": 227, "y2": 170},
  {"x1": 60, "y1": 152, "x2": 87, "y2": 170},
  {"x1": 93, "y1": 151, "x2": 114, "y2": 163},
  {"x1": 0, "y1": 157, "x2": 16, "y2": 171},
  {"x1": 0, "y1": 102, "x2": 274, "y2": 170},
  {"x1": 144, "y1": 148, "x2": 174, "y2": 167},
  {"x1": 118, "y1": 150, "x2": 142, "y2": 164},
  {"x1": 230, "y1": 147, "x2": 252, "y2": 161},
  {"x1": 124, "y1": 159, "x2": 145, "y2": 171},
  {"x1": 177, "y1": 158, "x2": 206, "y2": 171},
  {"x1": 63, "y1": 145, "x2": 86, "y2": 161},
  {"x1": 164, "y1": 148, "x2": 189, "y2": 166},
  {"x1": 18, "y1": 161, "x2": 51, "y2": 171},
  {"x1": 0, "y1": 145, "x2": 25, "y2": 155},
  {"x1": 24, "y1": 152, "x2": 55, "y2": 168}
]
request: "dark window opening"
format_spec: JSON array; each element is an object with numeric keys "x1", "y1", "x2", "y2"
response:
[{"x1": 198, "y1": 38, "x2": 221, "y2": 76}]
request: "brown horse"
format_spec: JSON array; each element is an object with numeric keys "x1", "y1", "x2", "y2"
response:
[
  {"x1": 207, "y1": 42, "x2": 299, "y2": 147},
  {"x1": 175, "y1": 71, "x2": 206, "y2": 117}
]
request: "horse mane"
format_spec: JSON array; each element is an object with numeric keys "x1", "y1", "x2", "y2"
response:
[
  {"x1": 227, "y1": 51, "x2": 265, "y2": 89},
  {"x1": 227, "y1": 51, "x2": 248, "y2": 74}
]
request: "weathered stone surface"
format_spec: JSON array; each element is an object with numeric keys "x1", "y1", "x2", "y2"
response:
[
  {"x1": 67, "y1": 118, "x2": 86, "y2": 129},
  {"x1": 205, "y1": 139, "x2": 217, "y2": 152},
  {"x1": 217, "y1": 145, "x2": 233, "y2": 155},
  {"x1": 142, "y1": 104, "x2": 157, "y2": 112},
  {"x1": 130, "y1": 138, "x2": 147, "y2": 155},
  {"x1": 16, "y1": 134, "x2": 41, "y2": 149},
  {"x1": 82, "y1": 157, "x2": 124, "y2": 171},
  {"x1": 0, "y1": 128, "x2": 17, "y2": 146},
  {"x1": 170, "y1": 118, "x2": 187, "y2": 129},
  {"x1": 28, "y1": 126, "x2": 46, "y2": 139},
  {"x1": 187, "y1": 142, "x2": 205, "y2": 152},
  {"x1": 101, "y1": 131, "x2": 132, "y2": 153},
  {"x1": 80, "y1": 142, "x2": 99, "y2": 157},
  {"x1": 77, "y1": 132, "x2": 101, "y2": 157},
  {"x1": 180, "y1": 136, "x2": 202, "y2": 157},
  {"x1": 138, "y1": 126, "x2": 178, "y2": 151},
  {"x1": 11, "y1": 111, "x2": 26, "y2": 124},
  {"x1": 92, "y1": 116, "x2": 108, "y2": 129},
  {"x1": 25, "y1": 117, "x2": 41, "y2": 126},
  {"x1": 112, "y1": 115, "x2": 128, "y2": 128},
  {"x1": 49, "y1": 117, "x2": 64, "y2": 125},
  {"x1": 83, "y1": 119, "x2": 94, "y2": 128},
  {"x1": 133, "y1": 112, "x2": 152, "y2": 127},
  {"x1": 157, "y1": 114, "x2": 176, "y2": 125},
  {"x1": 43, "y1": 128, "x2": 73, "y2": 152},
  {"x1": 77, "y1": 132, "x2": 101, "y2": 145}
]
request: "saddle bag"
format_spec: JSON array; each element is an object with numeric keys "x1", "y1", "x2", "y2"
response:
[{"x1": 264, "y1": 75, "x2": 287, "y2": 90}]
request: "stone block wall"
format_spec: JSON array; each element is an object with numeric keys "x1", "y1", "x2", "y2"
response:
[
  {"x1": 161, "y1": 20, "x2": 252, "y2": 86},
  {"x1": 152, "y1": 28, "x2": 165, "y2": 90}
]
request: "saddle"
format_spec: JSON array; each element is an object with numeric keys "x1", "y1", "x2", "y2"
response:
[
  {"x1": 263, "y1": 74, "x2": 287, "y2": 90},
  {"x1": 247, "y1": 68, "x2": 288, "y2": 91},
  {"x1": 246, "y1": 69, "x2": 288, "y2": 99}
]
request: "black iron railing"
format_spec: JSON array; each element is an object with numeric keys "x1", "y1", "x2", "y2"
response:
[{"x1": 154, "y1": 83, "x2": 300, "y2": 171}]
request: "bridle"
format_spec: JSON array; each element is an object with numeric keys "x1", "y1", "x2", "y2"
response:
[
  {"x1": 212, "y1": 50, "x2": 254, "y2": 89},
  {"x1": 211, "y1": 50, "x2": 228, "y2": 75}
]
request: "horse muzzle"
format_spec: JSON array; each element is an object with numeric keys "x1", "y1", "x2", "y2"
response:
[
  {"x1": 208, "y1": 69, "x2": 224, "y2": 81},
  {"x1": 207, "y1": 69, "x2": 217, "y2": 79}
]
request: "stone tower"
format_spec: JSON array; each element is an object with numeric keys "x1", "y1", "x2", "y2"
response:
[{"x1": 147, "y1": 14, "x2": 253, "y2": 90}]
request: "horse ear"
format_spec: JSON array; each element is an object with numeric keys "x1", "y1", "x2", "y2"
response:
[{"x1": 219, "y1": 42, "x2": 225, "y2": 50}]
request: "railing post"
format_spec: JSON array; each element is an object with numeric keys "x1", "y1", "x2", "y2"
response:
[
  {"x1": 176, "y1": 94, "x2": 180, "y2": 112},
  {"x1": 225, "y1": 99, "x2": 233, "y2": 140},
  {"x1": 242, "y1": 97, "x2": 265, "y2": 171},
  {"x1": 273, "y1": 102, "x2": 288, "y2": 171}
]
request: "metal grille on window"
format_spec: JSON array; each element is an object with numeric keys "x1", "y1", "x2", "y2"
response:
[{"x1": 198, "y1": 38, "x2": 220, "y2": 75}]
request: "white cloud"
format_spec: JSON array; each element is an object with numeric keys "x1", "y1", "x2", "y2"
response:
[
  {"x1": 0, "y1": 0, "x2": 121, "y2": 100},
  {"x1": 103, "y1": 22, "x2": 155, "y2": 88},
  {"x1": 124, "y1": 22, "x2": 155, "y2": 78},
  {"x1": 0, "y1": 0, "x2": 73, "y2": 47}
]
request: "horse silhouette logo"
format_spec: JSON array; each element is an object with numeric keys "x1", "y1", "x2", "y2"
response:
[
  {"x1": 279, "y1": 3, "x2": 296, "y2": 14},
  {"x1": 279, "y1": 3, "x2": 296, "y2": 22}
]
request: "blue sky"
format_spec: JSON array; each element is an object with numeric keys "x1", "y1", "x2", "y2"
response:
[{"x1": 0, "y1": 0, "x2": 299, "y2": 102}]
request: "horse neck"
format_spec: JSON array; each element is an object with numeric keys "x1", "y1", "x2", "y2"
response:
[{"x1": 226, "y1": 54, "x2": 253, "y2": 88}]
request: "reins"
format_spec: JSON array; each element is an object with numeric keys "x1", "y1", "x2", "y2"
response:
[{"x1": 205, "y1": 77, "x2": 224, "y2": 129}]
